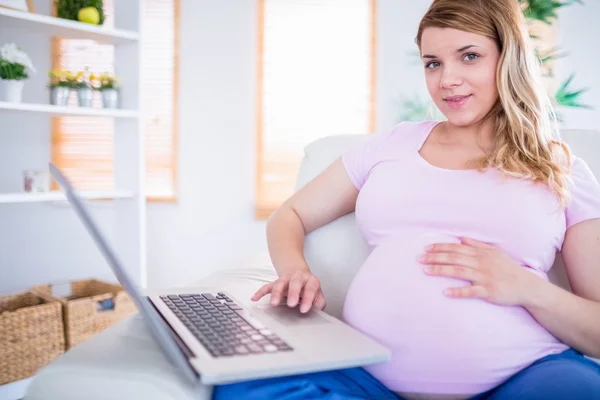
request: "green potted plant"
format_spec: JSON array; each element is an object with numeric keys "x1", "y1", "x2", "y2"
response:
[
  {"x1": 94, "y1": 72, "x2": 120, "y2": 109},
  {"x1": 0, "y1": 42, "x2": 36, "y2": 103},
  {"x1": 55, "y1": 0, "x2": 105, "y2": 25},
  {"x1": 48, "y1": 69, "x2": 72, "y2": 106}
]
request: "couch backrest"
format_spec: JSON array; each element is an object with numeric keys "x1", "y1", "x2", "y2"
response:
[{"x1": 296, "y1": 128, "x2": 600, "y2": 320}]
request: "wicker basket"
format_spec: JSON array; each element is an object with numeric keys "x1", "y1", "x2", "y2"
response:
[
  {"x1": 0, "y1": 291, "x2": 65, "y2": 385},
  {"x1": 30, "y1": 279, "x2": 137, "y2": 350}
]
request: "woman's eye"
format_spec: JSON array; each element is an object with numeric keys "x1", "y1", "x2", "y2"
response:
[
  {"x1": 425, "y1": 61, "x2": 440, "y2": 69},
  {"x1": 463, "y1": 53, "x2": 479, "y2": 62}
]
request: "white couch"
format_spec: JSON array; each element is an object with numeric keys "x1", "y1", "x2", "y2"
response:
[{"x1": 25, "y1": 129, "x2": 600, "y2": 400}]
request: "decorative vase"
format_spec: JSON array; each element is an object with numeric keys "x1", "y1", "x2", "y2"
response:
[
  {"x1": 23, "y1": 170, "x2": 50, "y2": 193},
  {"x1": 50, "y1": 86, "x2": 70, "y2": 106},
  {"x1": 77, "y1": 87, "x2": 93, "y2": 107},
  {"x1": 101, "y1": 89, "x2": 119, "y2": 109},
  {"x1": 0, "y1": 79, "x2": 25, "y2": 103}
]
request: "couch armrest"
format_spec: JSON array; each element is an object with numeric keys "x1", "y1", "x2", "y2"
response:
[
  {"x1": 25, "y1": 257, "x2": 278, "y2": 400},
  {"x1": 25, "y1": 315, "x2": 211, "y2": 400}
]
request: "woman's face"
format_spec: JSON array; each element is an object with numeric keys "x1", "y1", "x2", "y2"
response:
[{"x1": 420, "y1": 27, "x2": 501, "y2": 127}]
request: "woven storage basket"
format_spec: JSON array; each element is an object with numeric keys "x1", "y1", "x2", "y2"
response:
[
  {"x1": 30, "y1": 279, "x2": 137, "y2": 350},
  {"x1": 0, "y1": 291, "x2": 65, "y2": 385}
]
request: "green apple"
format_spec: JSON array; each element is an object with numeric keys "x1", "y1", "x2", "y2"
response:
[{"x1": 77, "y1": 7, "x2": 100, "y2": 25}]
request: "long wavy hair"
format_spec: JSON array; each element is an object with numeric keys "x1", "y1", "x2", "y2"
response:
[{"x1": 416, "y1": 0, "x2": 572, "y2": 206}]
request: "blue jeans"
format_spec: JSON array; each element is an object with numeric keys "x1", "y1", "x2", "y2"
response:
[{"x1": 212, "y1": 349, "x2": 600, "y2": 400}]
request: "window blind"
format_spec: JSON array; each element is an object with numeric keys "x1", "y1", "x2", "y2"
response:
[
  {"x1": 256, "y1": 0, "x2": 376, "y2": 219},
  {"x1": 52, "y1": 0, "x2": 178, "y2": 200}
]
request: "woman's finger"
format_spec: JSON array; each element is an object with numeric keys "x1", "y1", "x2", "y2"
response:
[
  {"x1": 420, "y1": 252, "x2": 478, "y2": 268},
  {"x1": 251, "y1": 282, "x2": 274, "y2": 301},
  {"x1": 424, "y1": 264, "x2": 483, "y2": 282},
  {"x1": 299, "y1": 276, "x2": 321, "y2": 313},
  {"x1": 313, "y1": 292, "x2": 327, "y2": 311},
  {"x1": 444, "y1": 285, "x2": 488, "y2": 299},
  {"x1": 427, "y1": 243, "x2": 477, "y2": 256},
  {"x1": 287, "y1": 274, "x2": 307, "y2": 308},
  {"x1": 270, "y1": 278, "x2": 289, "y2": 306}
]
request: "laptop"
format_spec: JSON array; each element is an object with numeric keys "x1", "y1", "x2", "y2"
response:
[{"x1": 49, "y1": 162, "x2": 390, "y2": 386}]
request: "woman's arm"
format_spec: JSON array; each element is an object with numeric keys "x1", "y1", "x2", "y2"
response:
[
  {"x1": 522, "y1": 219, "x2": 600, "y2": 359},
  {"x1": 265, "y1": 158, "x2": 358, "y2": 278},
  {"x1": 253, "y1": 158, "x2": 359, "y2": 312}
]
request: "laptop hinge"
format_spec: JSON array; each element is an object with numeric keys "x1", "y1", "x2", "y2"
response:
[{"x1": 147, "y1": 297, "x2": 200, "y2": 378}]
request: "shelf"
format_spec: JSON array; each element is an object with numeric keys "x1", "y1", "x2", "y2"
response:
[
  {"x1": 0, "y1": 377, "x2": 33, "y2": 400},
  {"x1": 0, "y1": 7, "x2": 139, "y2": 44},
  {"x1": 0, "y1": 101, "x2": 139, "y2": 118},
  {"x1": 0, "y1": 191, "x2": 135, "y2": 204}
]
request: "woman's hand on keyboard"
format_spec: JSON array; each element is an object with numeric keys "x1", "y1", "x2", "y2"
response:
[{"x1": 251, "y1": 270, "x2": 327, "y2": 313}]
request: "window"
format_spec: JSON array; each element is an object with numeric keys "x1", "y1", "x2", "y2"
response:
[
  {"x1": 52, "y1": 0, "x2": 179, "y2": 200},
  {"x1": 255, "y1": 0, "x2": 376, "y2": 219}
]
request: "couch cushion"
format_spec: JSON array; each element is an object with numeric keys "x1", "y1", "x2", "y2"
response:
[
  {"x1": 295, "y1": 134, "x2": 371, "y2": 320},
  {"x1": 296, "y1": 129, "x2": 600, "y2": 320}
]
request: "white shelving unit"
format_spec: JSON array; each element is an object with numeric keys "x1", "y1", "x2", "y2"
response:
[
  {"x1": 0, "y1": 190, "x2": 135, "y2": 203},
  {"x1": 0, "y1": 100, "x2": 139, "y2": 117},
  {"x1": 0, "y1": 6, "x2": 139, "y2": 44},
  {"x1": 0, "y1": 4, "x2": 146, "y2": 399}
]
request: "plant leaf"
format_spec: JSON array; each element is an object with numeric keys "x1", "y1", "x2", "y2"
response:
[
  {"x1": 537, "y1": 46, "x2": 568, "y2": 63},
  {"x1": 554, "y1": 74, "x2": 593, "y2": 109},
  {"x1": 520, "y1": 0, "x2": 581, "y2": 24}
]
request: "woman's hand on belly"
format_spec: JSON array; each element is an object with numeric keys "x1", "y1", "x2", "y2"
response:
[{"x1": 419, "y1": 236, "x2": 539, "y2": 306}]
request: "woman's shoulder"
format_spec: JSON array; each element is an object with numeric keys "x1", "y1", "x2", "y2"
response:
[
  {"x1": 563, "y1": 154, "x2": 600, "y2": 229},
  {"x1": 372, "y1": 120, "x2": 441, "y2": 146},
  {"x1": 568, "y1": 155, "x2": 596, "y2": 179},
  {"x1": 343, "y1": 120, "x2": 442, "y2": 160},
  {"x1": 388, "y1": 119, "x2": 440, "y2": 135},
  {"x1": 341, "y1": 120, "x2": 440, "y2": 190}
]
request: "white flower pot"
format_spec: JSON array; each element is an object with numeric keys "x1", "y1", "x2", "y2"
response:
[
  {"x1": 0, "y1": 79, "x2": 25, "y2": 103},
  {"x1": 101, "y1": 89, "x2": 119, "y2": 109},
  {"x1": 77, "y1": 87, "x2": 93, "y2": 107},
  {"x1": 50, "y1": 86, "x2": 70, "y2": 106}
]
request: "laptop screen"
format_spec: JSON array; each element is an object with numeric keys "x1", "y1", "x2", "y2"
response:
[{"x1": 49, "y1": 162, "x2": 198, "y2": 384}]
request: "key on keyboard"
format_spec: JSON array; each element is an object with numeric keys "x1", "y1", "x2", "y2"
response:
[{"x1": 160, "y1": 292, "x2": 293, "y2": 358}]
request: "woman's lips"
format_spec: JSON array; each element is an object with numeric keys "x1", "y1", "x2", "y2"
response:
[{"x1": 444, "y1": 95, "x2": 472, "y2": 109}]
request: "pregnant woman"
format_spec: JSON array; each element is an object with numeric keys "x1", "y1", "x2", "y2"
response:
[{"x1": 213, "y1": 0, "x2": 600, "y2": 399}]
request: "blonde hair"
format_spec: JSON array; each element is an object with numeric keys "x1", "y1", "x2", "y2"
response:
[{"x1": 416, "y1": 0, "x2": 572, "y2": 206}]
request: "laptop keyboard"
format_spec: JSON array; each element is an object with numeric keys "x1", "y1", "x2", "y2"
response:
[{"x1": 160, "y1": 292, "x2": 294, "y2": 358}]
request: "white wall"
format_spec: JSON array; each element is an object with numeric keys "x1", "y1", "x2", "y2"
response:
[
  {"x1": 376, "y1": 0, "x2": 432, "y2": 128},
  {"x1": 555, "y1": 1, "x2": 600, "y2": 130},
  {"x1": 2, "y1": 0, "x2": 598, "y2": 294},
  {"x1": 145, "y1": 0, "x2": 267, "y2": 289}
]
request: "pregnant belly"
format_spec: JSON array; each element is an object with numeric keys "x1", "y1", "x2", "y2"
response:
[{"x1": 342, "y1": 232, "x2": 567, "y2": 395}]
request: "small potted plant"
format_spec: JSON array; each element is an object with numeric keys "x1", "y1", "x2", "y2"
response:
[
  {"x1": 48, "y1": 69, "x2": 72, "y2": 106},
  {"x1": 95, "y1": 72, "x2": 120, "y2": 109},
  {"x1": 0, "y1": 43, "x2": 36, "y2": 103},
  {"x1": 55, "y1": 0, "x2": 105, "y2": 25},
  {"x1": 73, "y1": 68, "x2": 94, "y2": 107}
]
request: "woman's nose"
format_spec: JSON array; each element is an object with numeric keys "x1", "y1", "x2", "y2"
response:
[{"x1": 439, "y1": 65, "x2": 463, "y2": 89}]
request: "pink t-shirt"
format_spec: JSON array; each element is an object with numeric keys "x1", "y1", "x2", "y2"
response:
[{"x1": 341, "y1": 120, "x2": 600, "y2": 395}]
